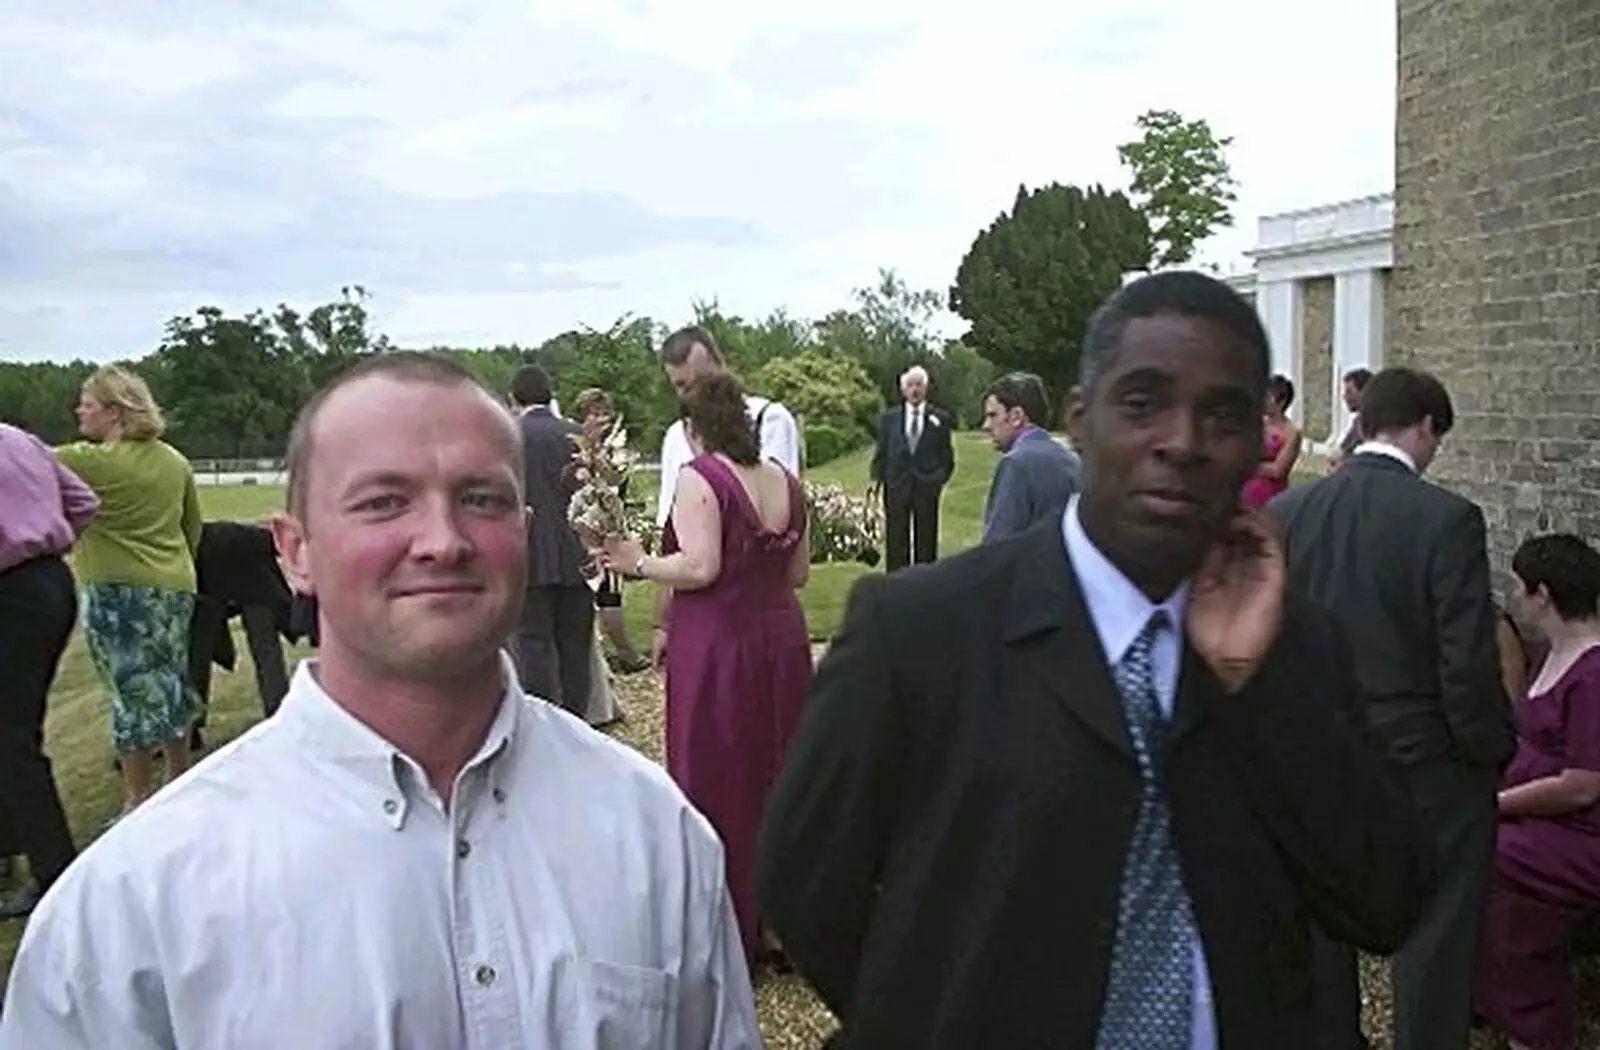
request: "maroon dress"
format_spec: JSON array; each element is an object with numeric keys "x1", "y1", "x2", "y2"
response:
[
  {"x1": 661, "y1": 454, "x2": 812, "y2": 960},
  {"x1": 1472, "y1": 645, "x2": 1600, "y2": 1050}
]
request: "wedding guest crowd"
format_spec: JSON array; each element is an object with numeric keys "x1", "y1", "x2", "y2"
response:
[
  {"x1": 0, "y1": 353, "x2": 761, "y2": 1048},
  {"x1": 6, "y1": 272, "x2": 1600, "y2": 1050}
]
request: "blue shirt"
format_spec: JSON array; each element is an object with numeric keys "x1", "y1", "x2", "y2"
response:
[{"x1": 1062, "y1": 496, "x2": 1216, "y2": 1049}]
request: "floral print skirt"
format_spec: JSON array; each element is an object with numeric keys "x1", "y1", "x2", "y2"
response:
[{"x1": 80, "y1": 582, "x2": 199, "y2": 754}]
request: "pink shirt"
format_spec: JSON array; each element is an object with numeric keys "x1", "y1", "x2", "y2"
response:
[{"x1": 0, "y1": 423, "x2": 99, "y2": 572}]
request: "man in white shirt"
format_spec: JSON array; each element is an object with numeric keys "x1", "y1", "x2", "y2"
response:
[
  {"x1": 654, "y1": 325, "x2": 800, "y2": 528},
  {"x1": 648, "y1": 326, "x2": 801, "y2": 664},
  {"x1": 0, "y1": 352, "x2": 761, "y2": 1050}
]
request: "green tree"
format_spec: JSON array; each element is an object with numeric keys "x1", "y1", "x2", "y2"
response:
[
  {"x1": 0, "y1": 360, "x2": 96, "y2": 442},
  {"x1": 149, "y1": 307, "x2": 310, "y2": 459},
  {"x1": 534, "y1": 316, "x2": 678, "y2": 453},
  {"x1": 815, "y1": 269, "x2": 946, "y2": 406},
  {"x1": 949, "y1": 183, "x2": 1151, "y2": 398},
  {"x1": 1117, "y1": 109, "x2": 1239, "y2": 268},
  {"x1": 928, "y1": 340, "x2": 999, "y2": 428},
  {"x1": 752, "y1": 350, "x2": 878, "y2": 467}
]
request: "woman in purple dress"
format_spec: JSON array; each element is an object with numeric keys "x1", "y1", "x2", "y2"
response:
[
  {"x1": 1473, "y1": 533, "x2": 1600, "y2": 1050},
  {"x1": 601, "y1": 371, "x2": 812, "y2": 967}
]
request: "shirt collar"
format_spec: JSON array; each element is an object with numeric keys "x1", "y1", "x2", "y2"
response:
[
  {"x1": 1061, "y1": 496, "x2": 1188, "y2": 665},
  {"x1": 1004, "y1": 424, "x2": 1045, "y2": 453},
  {"x1": 1352, "y1": 439, "x2": 1417, "y2": 473},
  {"x1": 275, "y1": 650, "x2": 524, "y2": 829}
]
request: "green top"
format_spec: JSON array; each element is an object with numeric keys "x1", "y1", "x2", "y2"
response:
[{"x1": 53, "y1": 439, "x2": 202, "y2": 593}]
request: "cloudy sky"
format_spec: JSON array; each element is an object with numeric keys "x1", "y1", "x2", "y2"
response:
[{"x1": 1, "y1": 0, "x2": 1396, "y2": 362}]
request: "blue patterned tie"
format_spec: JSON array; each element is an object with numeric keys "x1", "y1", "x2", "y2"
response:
[{"x1": 1095, "y1": 612, "x2": 1197, "y2": 1050}]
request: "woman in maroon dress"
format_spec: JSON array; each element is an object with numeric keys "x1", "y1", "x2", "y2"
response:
[
  {"x1": 600, "y1": 372, "x2": 812, "y2": 968},
  {"x1": 1473, "y1": 533, "x2": 1600, "y2": 1050}
]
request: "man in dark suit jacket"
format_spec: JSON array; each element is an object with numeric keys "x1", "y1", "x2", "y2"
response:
[
  {"x1": 758, "y1": 272, "x2": 1435, "y2": 1049},
  {"x1": 510, "y1": 365, "x2": 594, "y2": 715},
  {"x1": 869, "y1": 365, "x2": 954, "y2": 572},
  {"x1": 188, "y1": 521, "x2": 297, "y2": 723},
  {"x1": 978, "y1": 371, "x2": 1081, "y2": 543},
  {"x1": 1268, "y1": 367, "x2": 1515, "y2": 1050}
]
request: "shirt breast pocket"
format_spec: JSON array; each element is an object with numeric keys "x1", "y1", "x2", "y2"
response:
[{"x1": 556, "y1": 956, "x2": 678, "y2": 1050}]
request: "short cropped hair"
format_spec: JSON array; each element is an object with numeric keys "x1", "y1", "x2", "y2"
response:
[
  {"x1": 1080, "y1": 271, "x2": 1270, "y2": 395},
  {"x1": 1356, "y1": 367, "x2": 1455, "y2": 440},
  {"x1": 284, "y1": 352, "x2": 503, "y2": 518}
]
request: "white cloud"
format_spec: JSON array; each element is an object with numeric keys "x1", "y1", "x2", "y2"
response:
[{"x1": 0, "y1": 0, "x2": 1396, "y2": 361}]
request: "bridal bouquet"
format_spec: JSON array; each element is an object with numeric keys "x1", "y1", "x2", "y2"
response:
[
  {"x1": 805, "y1": 482, "x2": 884, "y2": 566},
  {"x1": 568, "y1": 416, "x2": 640, "y2": 546}
]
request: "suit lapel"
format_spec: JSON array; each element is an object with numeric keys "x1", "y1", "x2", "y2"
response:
[
  {"x1": 1002, "y1": 524, "x2": 1136, "y2": 760},
  {"x1": 1170, "y1": 645, "x2": 1219, "y2": 746},
  {"x1": 1003, "y1": 523, "x2": 1218, "y2": 760}
]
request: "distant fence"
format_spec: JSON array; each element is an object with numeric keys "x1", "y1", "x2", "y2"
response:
[
  {"x1": 191, "y1": 460, "x2": 286, "y2": 487},
  {"x1": 188, "y1": 458, "x2": 662, "y2": 487}
]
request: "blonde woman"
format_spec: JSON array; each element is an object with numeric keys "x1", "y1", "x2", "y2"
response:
[{"x1": 55, "y1": 365, "x2": 202, "y2": 817}]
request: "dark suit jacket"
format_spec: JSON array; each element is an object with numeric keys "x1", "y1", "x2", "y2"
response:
[
  {"x1": 981, "y1": 427, "x2": 1081, "y2": 542},
  {"x1": 869, "y1": 403, "x2": 953, "y2": 500},
  {"x1": 519, "y1": 407, "x2": 588, "y2": 588},
  {"x1": 1267, "y1": 451, "x2": 1516, "y2": 768},
  {"x1": 756, "y1": 522, "x2": 1435, "y2": 1050},
  {"x1": 191, "y1": 521, "x2": 300, "y2": 671}
]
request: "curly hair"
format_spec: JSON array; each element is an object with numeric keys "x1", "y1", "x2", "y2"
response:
[
  {"x1": 572, "y1": 387, "x2": 614, "y2": 422},
  {"x1": 83, "y1": 364, "x2": 166, "y2": 441},
  {"x1": 679, "y1": 372, "x2": 759, "y2": 466}
]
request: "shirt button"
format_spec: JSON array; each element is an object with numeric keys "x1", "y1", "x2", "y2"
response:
[
  {"x1": 491, "y1": 787, "x2": 506, "y2": 804},
  {"x1": 456, "y1": 838, "x2": 471, "y2": 860},
  {"x1": 382, "y1": 799, "x2": 399, "y2": 815},
  {"x1": 473, "y1": 964, "x2": 497, "y2": 987}
]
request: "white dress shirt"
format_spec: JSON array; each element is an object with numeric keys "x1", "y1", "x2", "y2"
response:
[
  {"x1": 903, "y1": 402, "x2": 925, "y2": 446},
  {"x1": 0, "y1": 656, "x2": 760, "y2": 1050},
  {"x1": 1062, "y1": 497, "x2": 1217, "y2": 1050},
  {"x1": 1351, "y1": 438, "x2": 1417, "y2": 473},
  {"x1": 656, "y1": 395, "x2": 801, "y2": 527}
]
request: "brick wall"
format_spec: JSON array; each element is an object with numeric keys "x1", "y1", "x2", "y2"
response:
[
  {"x1": 1391, "y1": 0, "x2": 1600, "y2": 573},
  {"x1": 1300, "y1": 278, "x2": 1336, "y2": 442}
]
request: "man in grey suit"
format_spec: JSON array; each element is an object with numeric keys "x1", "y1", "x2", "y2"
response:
[
  {"x1": 510, "y1": 364, "x2": 594, "y2": 715},
  {"x1": 1268, "y1": 367, "x2": 1515, "y2": 1050},
  {"x1": 978, "y1": 372, "x2": 1080, "y2": 543}
]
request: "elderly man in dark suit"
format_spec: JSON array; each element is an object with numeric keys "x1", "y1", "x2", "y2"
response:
[
  {"x1": 757, "y1": 271, "x2": 1435, "y2": 1049},
  {"x1": 1268, "y1": 367, "x2": 1515, "y2": 1050},
  {"x1": 510, "y1": 364, "x2": 593, "y2": 715},
  {"x1": 869, "y1": 365, "x2": 954, "y2": 572},
  {"x1": 978, "y1": 371, "x2": 1081, "y2": 543}
]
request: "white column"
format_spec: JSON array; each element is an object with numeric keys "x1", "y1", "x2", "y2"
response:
[
  {"x1": 1331, "y1": 268, "x2": 1385, "y2": 443},
  {"x1": 1256, "y1": 278, "x2": 1304, "y2": 425}
]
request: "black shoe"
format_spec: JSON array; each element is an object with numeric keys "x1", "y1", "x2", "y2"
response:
[
  {"x1": 0, "y1": 883, "x2": 42, "y2": 921},
  {"x1": 611, "y1": 651, "x2": 652, "y2": 675}
]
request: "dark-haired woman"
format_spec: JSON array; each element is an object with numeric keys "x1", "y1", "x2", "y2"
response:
[
  {"x1": 1240, "y1": 374, "x2": 1302, "y2": 508},
  {"x1": 600, "y1": 371, "x2": 812, "y2": 969},
  {"x1": 1473, "y1": 533, "x2": 1600, "y2": 1050}
]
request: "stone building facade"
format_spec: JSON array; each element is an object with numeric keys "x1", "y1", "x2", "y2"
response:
[
  {"x1": 1225, "y1": 2, "x2": 1598, "y2": 571},
  {"x1": 1389, "y1": 0, "x2": 1600, "y2": 565}
]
